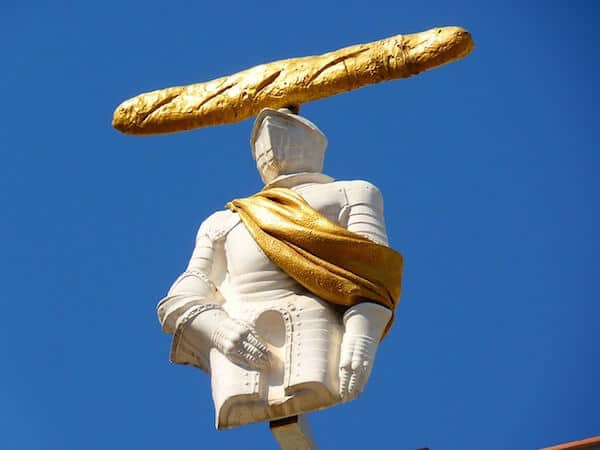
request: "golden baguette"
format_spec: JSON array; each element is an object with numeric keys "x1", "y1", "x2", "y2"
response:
[{"x1": 113, "y1": 26, "x2": 474, "y2": 135}]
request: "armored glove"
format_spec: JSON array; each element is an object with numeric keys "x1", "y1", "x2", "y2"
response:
[
  {"x1": 339, "y1": 302, "x2": 391, "y2": 400},
  {"x1": 187, "y1": 308, "x2": 270, "y2": 370},
  {"x1": 211, "y1": 316, "x2": 270, "y2": 369}
]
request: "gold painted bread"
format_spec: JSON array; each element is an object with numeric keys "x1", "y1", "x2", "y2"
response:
[{"x1": 113, "y1": 26, "x2": 474, "y2": 135}]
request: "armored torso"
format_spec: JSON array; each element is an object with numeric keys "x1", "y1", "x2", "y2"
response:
[{"x1": 158, "y1": 173, "x2": 391, "y2": 428}]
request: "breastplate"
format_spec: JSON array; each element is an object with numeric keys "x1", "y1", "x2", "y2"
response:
[
  {"x1": 222, "y1": 182, "x2": 347, "y2": 302},
  {"x1": 223, "y1": 222, "x2": 304, "y2": 301}
]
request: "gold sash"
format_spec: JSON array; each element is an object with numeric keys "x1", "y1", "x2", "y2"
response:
[{"x1": 227, "y1": 187, "x2": 403, "y2": 337}]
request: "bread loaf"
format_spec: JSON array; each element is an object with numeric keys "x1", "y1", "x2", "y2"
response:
[{"x1": 113, "y1": 26, "x2": 474, "y2": 135}]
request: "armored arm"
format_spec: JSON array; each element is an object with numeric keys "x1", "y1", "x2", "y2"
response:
[
  {"x1": 157, "y1": 210, "x2": 268, "y2": 372},
  {"x1": 341, "y1": 180, "x2": 388, "y2": 245},
  {"x1": 338, "y1": 181, "x2": 394, "y2": 399},
  {"x1": 156, "y1": 211, "x2": 230, "y2": 371}
]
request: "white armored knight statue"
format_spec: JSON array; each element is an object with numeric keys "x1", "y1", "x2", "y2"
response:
[
  {"x1": 157, "y1": 108, "x2": 403, "y2": 429},
  {"x1": 113, "y1": 26, "x2": 474, "y2": 447}
]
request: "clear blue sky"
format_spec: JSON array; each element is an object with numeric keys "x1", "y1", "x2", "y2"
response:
[{"x1": 1, "y1": 1, "x2": 598, "y2": 449}]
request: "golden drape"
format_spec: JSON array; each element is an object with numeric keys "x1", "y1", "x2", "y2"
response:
[{"x1": 227, "y1": 187, "x2": 403, "y2": 337}]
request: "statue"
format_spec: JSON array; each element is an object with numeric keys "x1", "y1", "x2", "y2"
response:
[
  {"x1": 112, "y1": 25, "x2": 473, "y2": 447},
  {"x1": 157, "y1": 106, "x2": 403, "y2": 429}
]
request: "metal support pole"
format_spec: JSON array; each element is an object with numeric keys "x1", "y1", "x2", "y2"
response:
[{"x1": 270, "y1": 415, "x2": 319, "y2": 450}]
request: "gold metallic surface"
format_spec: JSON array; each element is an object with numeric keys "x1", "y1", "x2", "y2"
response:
[
  {"x1": 227, "y1": 188, "x2": 403, "y2": 336},
  {"x1": 113, "y1": 26, "x2": 474, "y2": 135}
]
